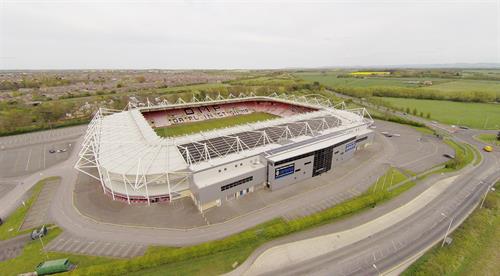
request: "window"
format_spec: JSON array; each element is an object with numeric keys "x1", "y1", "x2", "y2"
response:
[
  {"x1": 275, "y1": 164, "x2": 295, "y2": 179},
  {"x1": 221, "y1": 176, "x2": 254, "y2": 191},
  {"x1": 346, "y1": 141, "x2": 356, "y2": 152}
]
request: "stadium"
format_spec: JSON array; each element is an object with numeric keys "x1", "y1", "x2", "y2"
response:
[{"x1": 75, "y1": 93, "x2": 374, "y2": 212}]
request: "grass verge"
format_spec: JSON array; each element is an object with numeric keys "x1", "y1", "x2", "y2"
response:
[
  {"x1": 0, "y1": 177, "x2": 59, "y2": 240},
  {"x1": 441, "y1": 139, "x2": 475, "y2": 171},
  {"x1": 71, "y1": 167, "x2": 415, "y2": 276},
  {"x1": 0, "y1": 227, "x2": 111, "y2": 276},
  {"x1": 367, "y1": 167, "x2": 409, "y2": 194},
  {"x1": 411, "y1": 126, "x2": 435, "y2": 135},
  {"x1": 403, "y1": 182, "x2": 500, "y2": 276},
  {"x1": 474, "y1": 133, "x2": 500, "y2": 146},
  {"x1": 154, "y1": 112, "x2": 278, "y2": 137}
]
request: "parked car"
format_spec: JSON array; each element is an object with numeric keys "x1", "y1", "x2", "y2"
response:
[
  {"x1": 0, "y1": 217, "x2": 3, "y2": 226},
  {"x1": 443, "y1": 153, "x2": 455, "y2": 159},
  {"x1": 31, "y1": 225, "x2": 48, "y2": 240},
  {"x1": 49, "y1": 149, "x2": 56, "y2": 154}
]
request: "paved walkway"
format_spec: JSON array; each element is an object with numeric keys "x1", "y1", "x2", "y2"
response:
[
  {"x1": 20, "y1": 178, "x2": 61, "y2": 230},
  {"x1": 243, "y1": 175, "x2": 459, "y2": 276}
]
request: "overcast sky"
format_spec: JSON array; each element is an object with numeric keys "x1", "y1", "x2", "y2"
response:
[{"x1": 0, "y1": 0, "x2": 499, "y2": 69}]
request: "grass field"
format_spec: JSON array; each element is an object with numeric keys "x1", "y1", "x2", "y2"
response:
[
  {"x1": 296, "y1": 72, "x2": 455, "y2": 89},
  {"x1": 375, "y1": 97, "x2": 500, "y2": 129},
  {"x1": 403, "y1": 182, "x2": 500, "y2": 276},
  {"x1": 421, "y1": 79, "x2": 500, "y2": 93},
  {"x1": 475, "y1": 133, "x2": 500, "y2": 146},
  {"x1": 0, "y1": 177, "x2": 59, "y2": 240},
  {"x1": 154, "y1": 112, "x2": 278, "y2": 137},
  {"x1": 296, "y1": 72, "x2": 500, "y2": 94}
]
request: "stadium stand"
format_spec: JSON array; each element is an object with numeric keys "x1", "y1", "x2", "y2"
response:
[{"x1": 142, "y1": 100, "x2": 317, "y2": 128}]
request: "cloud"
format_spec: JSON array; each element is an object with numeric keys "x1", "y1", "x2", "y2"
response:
[{"x1": 0, "y1": 0, "x2": 498, "y2": 69}]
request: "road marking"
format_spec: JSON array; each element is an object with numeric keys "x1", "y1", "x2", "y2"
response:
[
  {"x1": 43, "y1": 144, "x2": 46, "y2": 169},
  {"x1": 129, "y1": 245, "x2": 145, "y2": 257},
  {"x1": 120, "y1": 244, "x2": 135, "y2": 258},
  {"x1": 104, "y1": 243, "x2": 120, "y2": 256},
  {"x1": 81, "y1": 241, "x2": 97, "y2": 254},
  {"x1": 25, "y1": 148, "x2": 32, "y2": 171}
]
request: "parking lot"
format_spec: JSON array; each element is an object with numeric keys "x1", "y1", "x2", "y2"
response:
[
  {"x1": 0, "y1": 141, "x2": 75, "y2": 178},
  {"x1": 0, "y1": 125, "x2": 85, "y2": 150},
  {"x1": 20, "y1": 178, "x2": 61, "y2": 230},
  {"x1": 46, "y1": 232, "x2": 147, "y2": 258},
  {"x1": 374, "y1": 120, "x2": 453, "y2": 172},
  {"x1": 0, "y1": 181, "x2": 16, "y2": 198}
]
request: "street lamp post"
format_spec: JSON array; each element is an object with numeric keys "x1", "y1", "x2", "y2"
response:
[
  {"x1": 480, "y1": 181, "x2": 492, "y2": 209},
  {"x1": 39, "y1": 235, "x2": 49, "y2": 260},
  {"x1": 372, "y1": 263, "x2": 381, "y2": 275},
  {"x1": 440, "y1": 213, "x2": 454, "y2": 247}
]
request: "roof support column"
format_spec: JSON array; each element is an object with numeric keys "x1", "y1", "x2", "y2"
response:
[{"x1": 123, "y1": 175, "x2": 131, "y2": 204}]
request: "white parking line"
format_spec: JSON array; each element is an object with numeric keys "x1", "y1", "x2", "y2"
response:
[
  {"x1": 43, "y1": 144, "x2": 46, "y2": 169},
  {"x1": 25, "y1": 148, "x2": 32, "y2": 171}
]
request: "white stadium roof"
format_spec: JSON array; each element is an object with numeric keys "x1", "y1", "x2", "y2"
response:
[{"x1": 75, "y1": 93, "x2": 373, "y2": 195}]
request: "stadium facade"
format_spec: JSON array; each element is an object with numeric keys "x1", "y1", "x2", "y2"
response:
[{"x1": 75, "y1": 94, "x2": 374, "y2": 211}]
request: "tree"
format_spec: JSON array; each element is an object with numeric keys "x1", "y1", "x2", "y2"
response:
[
  {"x1": 405, "y1": 107, "x2": 410, "y2": 114},
  {"x1": 136, "y1": 76, "x2": 146, "y2": 83},
  {"x1": 497, "y1": 131, "x2": 500, "y2": 141},
  {"x1": 412, "y1": 108, "x2": 418, "y2": 116},
  {"x1": 426, "y1": 113, "x2": 431, "y2": 119},
  {"x1": 419, "y1": 111, "x2": 424, "y2": 117}
]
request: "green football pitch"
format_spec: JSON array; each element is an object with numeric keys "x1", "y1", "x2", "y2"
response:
[{"x1": 154, "y1": 112, "x2": 278, "y2": 138}]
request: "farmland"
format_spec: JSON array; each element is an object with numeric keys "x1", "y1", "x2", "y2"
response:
[
  {"x1": 296, "y1": 71, "x2": 458, "y2": 88},
  {"x1": 420, "y1": 79, "x2": 500, "y2": 94},
  {"x1": 296, "y1": 71, "x2": 500, "y2": 102},
  {"x1": 376, "y1": 97, "x2": 500, "y2": 129}
]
